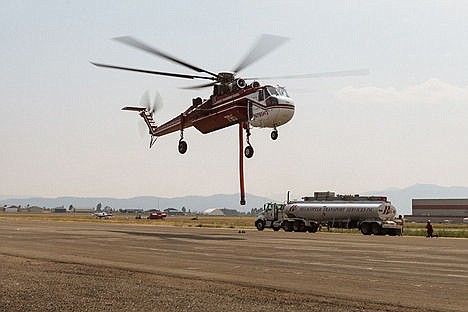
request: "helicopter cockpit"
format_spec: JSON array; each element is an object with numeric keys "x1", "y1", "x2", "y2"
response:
[
  {"x1": 258, "y1": 86, "x2": 290, "y2": 106},
  {"x1": 266, "y1": 86, "x2": 289, "y2": 98}
]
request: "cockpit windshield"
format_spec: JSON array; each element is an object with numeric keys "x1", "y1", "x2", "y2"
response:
[
  {"x1": 265, "y1": 87, "x2": 278, "y2": 96},
  {"x1": 277, "y1": 87, "x2": 289, "y2": 97},
  {"x1": 265, "y1": 86, "x2": 289, "y2": 98}
]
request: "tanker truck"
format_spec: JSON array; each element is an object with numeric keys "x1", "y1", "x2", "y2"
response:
[{"x1": 255, "y1": 192, "x2": 403, "y2": 235}]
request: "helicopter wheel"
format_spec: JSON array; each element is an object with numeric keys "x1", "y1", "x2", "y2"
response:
[
  {"x1": 244, "y1": 145, "x2": 254, "y2": 158},
  {"x1": 271, "y1": 130, "x2": 278, "y2": 140},
  {"x1": 178, "y1": 140, "x2": 187, "y2": 154}
]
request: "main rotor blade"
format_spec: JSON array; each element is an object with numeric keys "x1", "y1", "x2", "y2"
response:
[
  {"x1": 114, "y1": 36, "x2": 218, "y2": 78},
  {"x1": 90, "y1": 62, "x2": 216, "y2": 80},
  {"x1": 179, "y1": 82, "x2": 216, "y2": 90},
  {"x1": 244, "y1": 69, "x2": 370, "y2": 80},
  {"x1": 233, "y1": 34, "x2": 289, "y2": 73}
]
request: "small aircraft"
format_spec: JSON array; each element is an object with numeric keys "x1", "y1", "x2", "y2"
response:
[
  {"x1": 93, "y1": 211, "x2": 113, "y2": 219},
  {"x1": 92, "y1": 35, "x2": 367, "y2": 204}
]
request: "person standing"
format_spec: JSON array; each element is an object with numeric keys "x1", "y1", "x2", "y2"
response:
[{"x1": 426, "y1": 220, "x2": 434, "y2": 238}]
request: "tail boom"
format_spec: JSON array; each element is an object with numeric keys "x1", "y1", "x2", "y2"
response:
[
  {"x1": 122, "y1": 106, "x2": 158, "y2": 147},
  {"x1": 122, "y1": 106, "x2": 158, "y2": 135}
]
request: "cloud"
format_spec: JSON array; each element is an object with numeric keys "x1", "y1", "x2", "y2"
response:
[{"x1": 336, "y1": 79, "x2": 468, "y2": 106}]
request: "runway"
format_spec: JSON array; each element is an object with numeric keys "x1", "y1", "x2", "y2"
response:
[{"x1": 1, "y1": 219, "x2": 467, "y2": 311}]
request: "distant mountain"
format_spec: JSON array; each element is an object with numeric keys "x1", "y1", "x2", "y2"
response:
[
  {"x1": 0, "y1": 193, "x2": 272, "y2": 213},
  {"x1": 364, "y1": 184, "x2": 468, "y2": 215},
  {"x1": 3, "y1": 184, "x2": 467, "y2": 215},
  {"x1": 0, "y1": 195, "x2": 30, "y2": 201}
]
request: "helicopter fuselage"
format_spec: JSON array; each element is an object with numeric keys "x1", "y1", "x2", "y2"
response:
[{"x1": 153, "y1": 84, "x2": 294, "y2": 137}]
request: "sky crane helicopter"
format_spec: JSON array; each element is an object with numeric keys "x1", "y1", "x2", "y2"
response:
[{"x1": 91, "y1": 34, "x2": 368, "y2": 205}]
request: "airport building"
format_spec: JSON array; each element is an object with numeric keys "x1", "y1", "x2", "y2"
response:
[
  {"x1": 3, "y1": 206, "x2": 19, "y2": 213},
  {"x1": 71, "y1": 207, "x2": 95, "y2": 213},
  {"x1": 52, "y1": 207, "x2": 67, "y2": 213},
  {"x1": 203, "y1": 208, "x2": 224, "y2": 216},
  {"x1": 19, "y1": 206, "x2": 44, "y2": 213},
  {"x1": 405, "y1": 198, "x2": 468, "y2": 223}
]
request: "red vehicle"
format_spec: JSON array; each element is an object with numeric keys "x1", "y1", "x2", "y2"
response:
[{"x1": 147, "y1": 212, "x2": 167, "y2": 220}]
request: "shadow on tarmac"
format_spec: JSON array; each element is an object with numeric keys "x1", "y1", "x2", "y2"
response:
[{"x1": 108, "y1": 230, "x2": 244, "y2": 241}]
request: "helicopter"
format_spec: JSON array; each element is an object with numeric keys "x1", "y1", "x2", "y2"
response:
[{"x1": 91, "y1": 34, "x2": 368, "y2": 204}]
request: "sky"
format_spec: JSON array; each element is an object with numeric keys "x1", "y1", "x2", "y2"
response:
[{"x1": 2, "y1": 1, "x2": 468, "y2": 200}]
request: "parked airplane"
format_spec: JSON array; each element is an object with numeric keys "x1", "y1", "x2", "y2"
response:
[{"x1": 94, "y1": 212, "x2": 113, "y2": 219}]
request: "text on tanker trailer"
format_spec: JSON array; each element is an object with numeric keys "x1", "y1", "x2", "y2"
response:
[{"x1": 255, "y1": 192, "x2": 404, "y2": 235}]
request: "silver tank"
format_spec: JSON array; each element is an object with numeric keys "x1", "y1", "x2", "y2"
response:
[{"x1": 284, "y1": 201, "x2": 396, "y2": 222}]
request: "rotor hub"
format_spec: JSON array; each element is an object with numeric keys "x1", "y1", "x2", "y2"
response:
[{"x1": 216, "y1": 72, "x2": 235, "y2": 84}]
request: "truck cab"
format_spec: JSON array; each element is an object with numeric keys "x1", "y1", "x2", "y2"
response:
[
  {"x1": 255, "y1": 201, "x2": 321, "y2": 232},
  {"x1": 255, "y1": 202, "x2": 285, "y2": 231}
]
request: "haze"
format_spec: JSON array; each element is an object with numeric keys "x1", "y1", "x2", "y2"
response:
[{"x1": 2, "y1": 1, "x2": 468, "y2": 199}]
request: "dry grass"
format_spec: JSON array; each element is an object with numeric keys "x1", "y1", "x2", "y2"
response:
[
  {"x1": 322, "y1": 222, "x2": 468, "y2": 237},
  {"x1": 1, "y1": 213, "x2": 467, "y2": 237},
  {"x1": 0, "y1": 213, "x2": 255, "y2": 228},
  {"x1": 403, "y1": 222, "x2": 468, "y2": 238}
]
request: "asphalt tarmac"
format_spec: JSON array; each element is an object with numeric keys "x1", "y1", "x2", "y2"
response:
[{"x1": 1, "y1": 220, "x2": 467, "y2": 311}]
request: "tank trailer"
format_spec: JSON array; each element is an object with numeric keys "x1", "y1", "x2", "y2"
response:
[{"x1": 255, "y1": 192, "x2": 404, "y2": 235}]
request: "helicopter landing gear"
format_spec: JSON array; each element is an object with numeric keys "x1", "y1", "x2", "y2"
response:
[
  {"x1": 244, "y1": 125, "x2": 254, "y2": 158},
  {"x1": 178, "y1": 128, "x2": 187, "y2": 154},
  {"x1": 178, "y1": 140, "x2": 187, "y2": 154},
  {"x1": 271, "y1": 128, "x2": 278, "y2": 140},
  {"x1": 244, "y1": 145, "x2": 254, "y2": 158}
]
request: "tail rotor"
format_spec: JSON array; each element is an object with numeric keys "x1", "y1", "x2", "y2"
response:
[
  {"x1": 140, "y1": 90, "x2": 163, "y2": 119},
  {"x1": 127, "y1": 90, "x2": 163, "y2": 148}
]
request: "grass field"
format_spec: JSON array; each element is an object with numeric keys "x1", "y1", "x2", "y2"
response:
[
  {"x1": 1, "y1": 213, "x2": 467, "y2": 238},
  {"x1": 321, "y1": 223, "x2": 468, "y2": 238},
  {"x1": 0, "y1": 213, "x2": 255, "y2": 228},
  {"x1": 403, "y1": 222, "x2": 468, "y2": 238}
]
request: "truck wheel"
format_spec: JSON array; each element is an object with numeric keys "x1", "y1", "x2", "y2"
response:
[
  {"x1": 255, "y1": 220, "x2": 265, "y2": 231},
  {"x1": 272, "y1": 226, "x2": 280, "y2": 231},
  {"x1": 293, "y1": 221, "x2": 306, "y2": 232},
  {"x1": 307, "y1": 223, "x2": 318, "y2": 233},
  {"x1": 283, "y1": 222, "x2": 293, "y2": 232},
  {"x1": 360, "y1": 223, "x2": 371, "y2": 235},
  {"x1": 371, "y1": 223, "x2": 381, "y2": 235},
  {"x1": 293, "y1": 223, "x2": 299, "y2": 232}
]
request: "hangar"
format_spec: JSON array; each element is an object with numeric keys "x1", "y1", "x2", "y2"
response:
[
  {"x1": 405, "y1": 198, "x2": 468, "y2": 223},
  {"x1": 202, "y1": 208, "x2": 224, "y2": 216}
]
